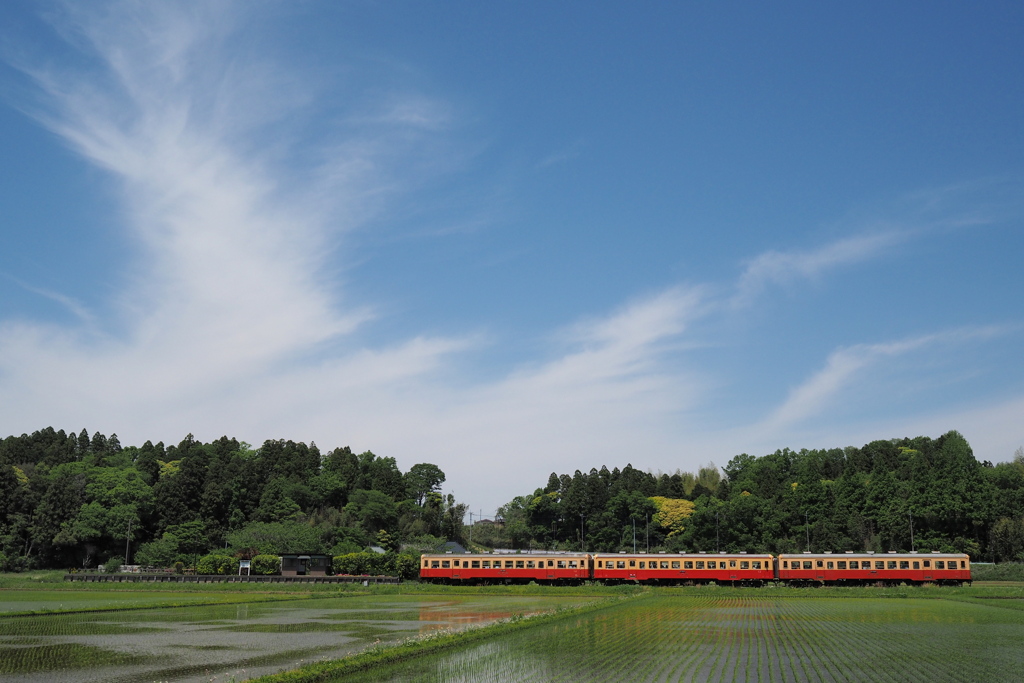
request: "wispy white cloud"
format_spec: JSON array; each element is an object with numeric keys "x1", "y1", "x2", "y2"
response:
[
  {"x1": 4, "y1": 276, "x2": 96, "y2": 326},
  {"x1": 761, "y1": 326, "x2": 1010, "y2": 431},
  {"x1": 537, "y1": 139, "x2": 585, "y2": 169},
  {"x1": 732, "y1": 232, "x2": 902, "y2": 306}
]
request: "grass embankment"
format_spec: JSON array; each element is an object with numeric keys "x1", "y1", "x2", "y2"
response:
[
  {"x1": 972, "y1": 562, "x2": 1024, "y2": 581},
  {"x1": 0, "y1": 572, "x2": 646, "y2": 617},
  {"x1": 1, "y1": 571, "x2": 645, "y2": 597},
  {"x1": 246, "y1": 596, "x2": 629, "y2": 683}
]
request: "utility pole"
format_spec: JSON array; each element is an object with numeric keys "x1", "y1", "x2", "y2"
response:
[
  {"x1": 909, "y1": 510, "x2": 915, "y2": 551},
  {"x1": 124, "y1": 518, "x2": 133, "y2": 565},
  {"x1": 804, "y1": 512, "x2": 811, "y2": 552},
  {"x1": 632, "y1": 517, "x2": 636, "y2": 553},
  {"x1": 646, "y1": 513, "x2": 649, "y2": 553},
  {"x1": 580, "y1": 514, "x2": 585, "y2": 552}
]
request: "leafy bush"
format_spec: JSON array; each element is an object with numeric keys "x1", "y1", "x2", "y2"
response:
[
  {"x1": 227, "y1": 521, "x2": 327, "y2": 555},
  {"x1": 332, "y1": 551, "x2": 419, "y2": 577},
  {"x1": 251, "y1": 554, "x2": 280, "y2": 575},
  {"x1": 393, "y1": 553, "x2": 420, "y2": 580},
  {"x1": 196, "y1": 554, "x2": 238, "y2": 575},
  {"x1": 333, "y1": 552, "x2": 382, "y2": 575},
  {"x1": 104, "y1": 556, "x2": 123, "y2": 573},
  {"x1": 134, "y1": 534, "x2": 180, "y2": 567},
  {"x1": 173, "y1": 561, "x2": 185, "y2": 574}
]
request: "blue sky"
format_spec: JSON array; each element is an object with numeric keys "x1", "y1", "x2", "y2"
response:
[{"x1": 1, "y1": 1, "x2": 1022, "y2": 515}]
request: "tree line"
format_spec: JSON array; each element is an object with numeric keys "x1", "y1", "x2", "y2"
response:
[
  {"x1": 0, "y1": 427, "x2": 466, "y2": 571},
  {"x1": 3, "y1": 427, "x2": 1023, "y2": 572},
  {"x1": 482, "y1": 431, "x2": 1024, "y2": 562}
]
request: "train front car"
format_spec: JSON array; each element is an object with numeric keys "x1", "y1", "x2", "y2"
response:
[
  {"x1": 420, "y1": 553, "x2": 591, "y2": 585},
  {"x1": 592, "y1": 552, "x2": 775, "y2": 586},
  {"x1": 778, "y1": 551, "x2": 971, "y2": 586}
]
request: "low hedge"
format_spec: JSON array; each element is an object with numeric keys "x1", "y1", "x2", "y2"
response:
[
  {"x1": 251, "y1": 554, "x2": 281, "y2": 575},
  {"x1": 332, "y1": 552, "x2": 418, "y2": 579},
  {"x1": 196, "y1": 554, "x2": 239, "y2": 575}
]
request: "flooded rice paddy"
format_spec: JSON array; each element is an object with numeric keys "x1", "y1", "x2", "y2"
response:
[
  {"x1": 0, "y1": 590, "x2": 265, "y2": 615},
  {"x1": 335, "y1": 595, "x2": 1024, "y2": 682},
  {"x1": 0, "y1": 592, "x2": 586, "y2": 682}
]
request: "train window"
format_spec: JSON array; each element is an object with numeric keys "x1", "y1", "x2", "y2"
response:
[
  {"x1": 961, "y1": 561, "x2": 966, "y2": 568},
  {"x1": 472, "y1": 561, "x2": 480, "y2": 568},
  {"x1": 729, "y1": 560, "x2": 737, "y2": 568},
  {"x1": 483, "y1": 561, "x2": 491, "y2": 568},
  {"x1": 442, "y1": 561, "x2": 450, "y2": 568},
  {"x1": 875, "y1": 561, "x2": 884, "y2": 569},
  {"x1": 782, "y1": 561, "x2": 788, "y2": 569},
  {"x1": 506, "y1": 561, "x2": 514, "y2": 568},
  {"x1": 936, "y1": 561, "x2": 945, "y2": 569},
  {"x1": 629, "y1": 560, "x2": 636, "y2": 568},
  {"x1": 816, "y1": 560, "x2": 824, "y2": 568},
  {"x1": 803, "y1": 561, "x2": 812, "y2": 570},
  {"x1": 683, "y1": 561, "x2": 692, "y2": 569},
  {"x1": 431, "y1": 561, "x2": 439, "y2": 568},
  {"x1": 923, "y1": 560, "x2": 931, "y2": 568},
  {"x1": 837, "y1": 561, "x2": 846, "y2": 569},
  {"x1": 899, "y1": 561, "x2": 909, "y2": 569},
  {"x1": 672, "y1": 561, "x2": 681, "y2": 569},
  {"x1": 849, "y1": 561, "x2": 858, "y2": 569},
  {"x1": 826, "y1": 562, "x2": 834, "y2": 569},
  {"x1": 569, "y1": 561, "x2": 578, "y2": 568},
  {"x1": 453, "y1": 560, "x2": 460, "y2": 567},
  {"x1": 423, "y1": 560, "x2": 429, "y2": 567},
  {"x1": 639, "y1": 562, "x2": 645, "y2": 569},
  {"x1": 695, "y1": 561, "x2": 703, "y2": 569},
  {"x1": 557, "y1": 561, "x2": 566, "y2": 569},
  {"x1": 912, "y1": 561, "x2": 919, "y2": 569},
  {"x1": 661, "y1": 561, "x2": 669, "y2": 569},
  {"x1": 516, "y1": 561, "x2": 525, "y2": 568},
  {"x1": 887, "y1": 561, "x2": 896, "y2": 569},
  {"x1": 708, "y1": 561, "x2": 717, "y2": 569},
  {"x1": 617, "y1": 561, "x2": 626, "y2": 569},
  {"x1": 526, "y1": 561, "x2": 535, "y2": 568},
  {"x1": 753, "y1": 561, "x2": 762, "y2": 569},
  {"x1": 740, "y1": 561, "x2": 749, "y2": 569}
]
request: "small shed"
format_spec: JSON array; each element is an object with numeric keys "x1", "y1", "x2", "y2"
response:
[{"x1": 280, "y1": 553, "x2": 330, "y2": 576}]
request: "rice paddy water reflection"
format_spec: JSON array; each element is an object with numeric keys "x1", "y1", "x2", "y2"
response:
[{"x1": 0, "y1": 593, "x2": 586, "y2": 682}]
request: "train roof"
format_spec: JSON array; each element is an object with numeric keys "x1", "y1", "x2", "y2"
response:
[
  {"x1": 592, "y1": 552, "x2": 772, "y2": 557},
  {"x1": 777, "y1": 552, "x2": 967, "y2": 559},
  {"x1": 419, "y1": 551, "x2": 589, "y2": 557}
]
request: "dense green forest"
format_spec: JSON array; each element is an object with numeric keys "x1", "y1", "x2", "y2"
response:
[
  {"x1": 479, "y1": 430, "x2": 1024, "y2": 562},
  {"x1": 0, "y1": 428, "x2": 464, "y2": 571},
  {"x1": 2, "y1": 427, "x2": 1023, "y2": 572}
]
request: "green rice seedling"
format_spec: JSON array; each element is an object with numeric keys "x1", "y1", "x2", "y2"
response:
[{"x1": 303, "y1": 594, "x2": 1024, "y2": 683}]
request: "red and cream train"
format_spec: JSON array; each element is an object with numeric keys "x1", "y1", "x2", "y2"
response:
[{"x1": 420, "y1": 551, "x2": 971, "y2": 586}]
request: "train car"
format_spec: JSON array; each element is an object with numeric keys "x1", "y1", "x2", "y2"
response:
[
  {"x1": 777, "y1": 551, "x2": 971, "y2": 586},
  {"x1": 592, "y1": 552, "x2": 775, "y2": 586},
  {"x1": 420, "y1": 553, "x2": 591, "y2": 584}
]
